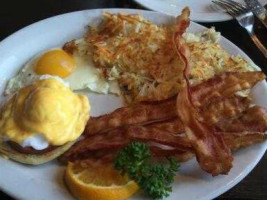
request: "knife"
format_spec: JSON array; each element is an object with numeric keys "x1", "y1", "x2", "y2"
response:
[{"x1": 244, "y1": 0, "x2": 267, "y2": 28}]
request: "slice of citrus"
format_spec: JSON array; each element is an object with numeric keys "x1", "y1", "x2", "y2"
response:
[{"x1": 65, "y1": 161, "x2": 139, "y2": 200}]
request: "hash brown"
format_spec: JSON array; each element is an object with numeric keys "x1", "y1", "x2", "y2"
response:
[{"x1": 84, "y1": 12, "x2": 259, "y2": 103}]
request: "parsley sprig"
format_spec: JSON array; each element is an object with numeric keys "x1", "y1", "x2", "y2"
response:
[{"x1": 114, "y1": 142, "x2": 179, "y2": 199}]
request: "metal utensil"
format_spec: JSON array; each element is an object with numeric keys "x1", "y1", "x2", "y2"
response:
[
  {"x1": 212, "y1": 0, "x2": 267, "y2": 58},
  {"x1": 244, "y1": 0, "x2": 267, "y2": 28}
]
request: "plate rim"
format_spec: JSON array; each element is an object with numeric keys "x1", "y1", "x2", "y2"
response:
[
  {"x1": 133, "y1": 0, "x2": 266, "y2": 23},
  {"x1": 133, "y1": 0, "x2": 233, "y2": 22},
  {"x1": 0, "y1": 8, "x2": 266, "y2": 200}
]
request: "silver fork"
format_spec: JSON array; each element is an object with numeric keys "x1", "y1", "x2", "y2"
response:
[{"x1": 212, "y1": 0, "x2": 267, "y2": 58}]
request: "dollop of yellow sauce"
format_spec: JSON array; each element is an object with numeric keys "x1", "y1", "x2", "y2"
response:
[{"x1": 0, "y1": 79, "x2": 90, "y2": 146}]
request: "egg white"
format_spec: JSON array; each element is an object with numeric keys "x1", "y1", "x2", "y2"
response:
[
  {"x1": 3, "y1": 134, "x2": 49, "y2": 150},
  {"x1": 4, "y1": 39, "x2": 120, "y2": 96},
  {"x1": 20, "y1": 134, "x2": 49, "y2": 150},
  {"x1": 3, "y1": 39, "x2": 121, "y2": 150}
]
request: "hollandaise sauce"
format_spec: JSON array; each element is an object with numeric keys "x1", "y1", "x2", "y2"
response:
[{"x1": 0, "y1": 79, "x2": 90, "y2": 149}]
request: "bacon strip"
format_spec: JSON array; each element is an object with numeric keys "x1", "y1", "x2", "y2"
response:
[
  {"x1": 60, "y1": 103, "x2": 267, "y2": 163},
  {"x1": 146, "y1": 118, "x2": 184, "y2": 134},
  {"x1": 64, "y1": 147, "x2": 195, "y2": 164},
  {"x1": 147, "y1": 104, "x2": 267, "y2": 133},
  {"x1": 64, "y1": 96, "x2": 266, "y2": 167},
  {"x1": 145, "y1": 95, "x2": 251, "y2": 134},
  {"x1": 60, "y1": 127, "x2": 267, "y2": 164},
  {"x1": 221, "y1": 131, "x2": 267, "y2": 150},
  {"x1": 61, "y1": 102, "x2": 267, "y2": 163},
  {"x1": 127, "y1": 126, "x2": 192, "y2": 151},
  {"x1": 61, "y1": 125, "x2": 192, "y2": 162},
  {"x1": 150, "y1": 147, "x2": 195, "y2": 162},
  {"x1": 174, "y1": 7, "x2": 233, "y2": 176},
  {"x1": 178, "y1": 82, "x2": 234, "y2": 176},
  {"x1": 85, "y1": 93, "x2": 251, "y2": 144},
  {"x1": 84, "y1": 72, "x2": 263, "y2": 137},
  {"x1": 71, "y1": 153, "x2": 116, "y2": 166},
  {"x1": 200, "y1": 95, "x2": 251, "y2": 125},
  {"x1": 191, "y1": 72, "x2": 265, "y2": 107},
  {"x1": 217, "y1": 106, "x2": 267, "y2": 132},
  {"x1": 59, "y1": 129, "x2": 130, "y2": 163},
  {"x1": 85, "y1": 97, "x2": 177, "y2": 135}
]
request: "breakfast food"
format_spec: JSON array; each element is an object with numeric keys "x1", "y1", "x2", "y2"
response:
[
  {"x1": 65, "y1": 161, "x2": 139, "y2": 200},
  {"x1": 0, "y1": 6, "x2": 267, "y2": 200},
  {"x1": 175, "y1": 8, "x2": 233, "y2": 175},
  {"x1": 59, "y1": 72, "x2": 267, "y2": 165},
  {"x1": 85, "y1": 96, "x2": 177, "y2": 135},
  {"x1": 84, "y1": 11, "x2": 259, "y2": 103},
  {"x1": 87, "y1": 12, "x2": 185, "y2": 103},
  {"x1": 5, "y1": 46, "x2": 119, "y2": 96},
  {"x1": 84, "y1": 71, "x2": 264, "y2": 136},
  {"x1": 0, "y1": 78, "x2": 90, "y2": 164},
  {"x1": 184, "y1": 28, "x2": 260, "y2": 84},
  {"x1": 58, "y1": 12, "x2": 267, "y2": 178}
]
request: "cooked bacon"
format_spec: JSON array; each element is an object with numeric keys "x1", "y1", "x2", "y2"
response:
[
  {"x1": 146, "y1": 118, "x2": 184, "y2": 134},
  {"x1": 59, "y1": 147, "x2": 119, "y2": 163},
  {"x1": 71, "y1": 153, "x2": 116, "y2": 167},
  {"x1": 60, "y1": 124, "x2": 193, "y2": 163},
  {"x1": 172, "y1": 7, "x2": 191, "y2": 76},
  {"x1": 173, "y1": 7, "x2": 233, "y2": 176},
  {"x1": 127, "y1": 126, "x2": 192, "y2": 151},
  {"x1": 217, "y1": 106, "x2": 267, "y2": 132},
  {"x1": 60, "y1": 127, "x2": 267, "y2": 164},
  {"x1": 177, "y1": 88, "x2": 233, "y2": 175},
  {"x1": 221, "y1": 131, "x2": 267, "y2": 150},
  {"x1": 61, "y1": 146, "x2": 195, "y2": 164},
  {"x1": 150, "y1": 146, "x2": 195, "y2": 162},
  {"x1": 60, "y1": 102, "x2": 267, "y2": 164},
  {"x1": 85, "y1": 97, "x2": 177, "y2": 135},
  {"x1": 59, "y1": 129, "x2": 130, "y2": 163},
  {"x1": 191, "y1": 72, "x2": 265, "y2": 107},
  {"x1": 200, "y1": 95, "x2": 251, "y2": 125},
  {"x1": 62, "y1": 40, "x2": 78, "y2": 55},
  {"x1": 148, "y1": 105, "x2": 267, "y2": 135},
  {"x1": 85, "y1": 95, "x2": 250, "y2": 142},
  {"x1": 177, "y1": 92, "x2": 265, "y2": 176},
  {"x1": 84, "y1": 73, "x2": 259, "y2": 137}
]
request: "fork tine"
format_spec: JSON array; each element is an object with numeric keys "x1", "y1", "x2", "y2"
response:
[
  {"x1": 226, "y1": 0, "x2": 247, "y2": 10},
  {"x1": 212, "y1": 1, "x2": 236, "y2": 16},
  {"x1": 219, "y1": 0, "x2": 245, "y2": 14}
]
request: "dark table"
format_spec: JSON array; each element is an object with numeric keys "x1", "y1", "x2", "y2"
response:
[{"x1": 0, "y1": 0, "x2": 266, "y2": 199}]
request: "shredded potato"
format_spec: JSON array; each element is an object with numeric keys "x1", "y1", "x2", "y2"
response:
[
  {"x1": 87, "y1": 12, "x2": 185, "y2": 102},
  {"x1": 86, "y1": 13, "x2": 259, "y2": 103},
  {"x1": 184, "y1": 28, "x2": 260, "y2": 84}
]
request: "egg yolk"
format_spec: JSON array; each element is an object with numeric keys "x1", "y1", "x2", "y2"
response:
[
  {"x1": 35, "y1": 49, "x2": 76, "y2": 78},
  {"x1": 0, "y1": 79, "x2": 90, "y2": 146}
]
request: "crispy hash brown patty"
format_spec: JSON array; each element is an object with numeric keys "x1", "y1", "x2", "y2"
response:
[
  {"x1": 85, "y1": 12, "x2": 258, "y2": 103},
  {"x1": 87, "y1": 12, "x2": 186, "y2": 102}
]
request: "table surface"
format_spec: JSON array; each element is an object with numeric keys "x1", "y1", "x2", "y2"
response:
[{"x1": 0, "y1": 0, "x2": 266, "y2": 200}]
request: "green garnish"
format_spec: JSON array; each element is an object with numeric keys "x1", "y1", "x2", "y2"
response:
[{"x1": 114, "y1": 142, "x2": 179, "y2": 199}]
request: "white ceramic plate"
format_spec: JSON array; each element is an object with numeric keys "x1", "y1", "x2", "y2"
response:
[
  {"x1": 0, "y1": 8, "x2": 266, "y2": 200},
  {"x1": 134, "y1": 0, "x2": 266, "y2": 22}
]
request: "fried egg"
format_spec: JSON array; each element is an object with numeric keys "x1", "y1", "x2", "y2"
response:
[{"x1": 4, "y1": 39, "x2": 120, "y2": 95}]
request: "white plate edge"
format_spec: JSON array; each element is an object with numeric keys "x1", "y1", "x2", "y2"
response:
[{"x1": 0, "y1": 8, "x2": 266, "y2": 200}]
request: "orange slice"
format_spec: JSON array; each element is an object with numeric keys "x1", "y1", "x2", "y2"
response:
[{"x1": 65, "y1": 161, "x2": 139, "y2": 200}]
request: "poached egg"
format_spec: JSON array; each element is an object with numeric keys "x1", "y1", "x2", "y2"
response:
[{"x1": 0, "y1": 79, "x2": 90, "y2": 150}]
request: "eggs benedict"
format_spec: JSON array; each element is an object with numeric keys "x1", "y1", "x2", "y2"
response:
[{"x1": 0, "y1": 78, "x2": 90, "y2": 165}]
